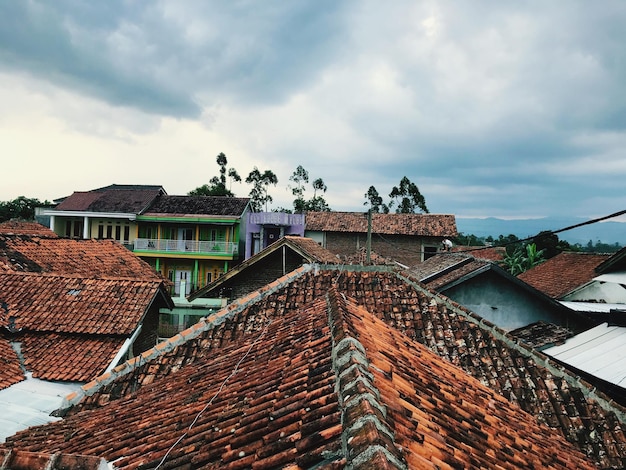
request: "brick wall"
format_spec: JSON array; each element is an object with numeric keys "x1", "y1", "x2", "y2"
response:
[
  {"x1": 222, "y1": 250, "x2": 307, "y2": 300},
  {"x1": 324, "y1": 233, "x2": 442, "y2": 266}
]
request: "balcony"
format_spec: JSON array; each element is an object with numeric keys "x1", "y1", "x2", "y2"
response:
[{"x1": 133, "y1": 238, "x2": 238, "y2": 256}]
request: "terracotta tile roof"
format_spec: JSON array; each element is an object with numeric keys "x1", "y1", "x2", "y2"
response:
[
  {"x1": 0, "y1": 273, "x2": 165, "y2": 335},
  {"x1": 452, "y1": 245, "x2": 506, "y2": 261},
  {"x1": 0, "y1": 272, "x2": 170, "y2": 383},
  {"x1": 0, "y1": 221, "x2": 58, "y2": 237},
  {"x1": 409, "y1": 252, "x2": 475, "y2": 282},
  {"x1": 279, "y1": 235, "x2": 340, "y2": 264},
  {"x1": 19, "y1": 333, "x2": 126, "y2": 382},
  {"x1": 55, "y1": 188, "x2": 163, "y2": 213},
  {"x1": 341, "y1": 247, "x2": 397, "y2": 266},
  {"x1": 0, "y1": 236, "x2": 162, "y2": 279},
  {"x1": 4, "y1": 274, "x2": 601, "y2": 469},
  {"x1": 518, "y1": 252, "x2": 611, "y2": 298},
  {"x1": 7, "y1": 267, "x2": 626, "y2": 468},
  {"x1": 305, "y1": 211, "x2": 457, "y2": 237},
  {"x1": 142, "y1": 195, "x2": 250, "y2": 217},
  {"x1": 0, "y1": 339, "x2": 24, "y2": 391}
]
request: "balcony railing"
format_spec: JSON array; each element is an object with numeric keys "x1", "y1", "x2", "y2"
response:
[{"x1": 133, "y1": 238, "x2": 238, "y2": 256}]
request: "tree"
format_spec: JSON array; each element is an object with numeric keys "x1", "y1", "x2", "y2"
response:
[
  {"x1": 454, "y1": 232, "x2": 486, "y2": 247},
  {"x1": 188, "y1": 152, "x2": 240, "y2": 197},
  {"x1": 532, "y1": 231, "x2": 560, "y2": 259},
  {"x1": 245, "y1": 167, "x2": 278, "y2": 212},
  {"x1": 363, "y1": 186, "x2": 389, "y2": 213},
  {"x1": 0, "y1": 196, "x2": 50, "y2": 222},
  {"x1": 289, "y1": 165, "x2": 309, "y2": 213},
  {"x1": 288, "y1": 165, "x2": 331, "y2": 213},
  {"x1": 389, "y1": 176, "x2": 429, "y2": 213}
]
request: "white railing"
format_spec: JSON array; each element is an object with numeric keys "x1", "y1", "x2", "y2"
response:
[{"x1": 133, "y1": 238, "x2": 238, "y2": 255}]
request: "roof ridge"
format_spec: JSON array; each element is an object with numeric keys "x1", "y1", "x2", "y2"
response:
[
  {"x1": 58, "y1": 264, "x2": 314, "y2": 411},
  {"x1": 327, "y1": 288, "x2": 408, "y2": 469}
]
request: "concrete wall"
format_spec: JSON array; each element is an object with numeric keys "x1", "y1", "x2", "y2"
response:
[{"x1": 442, "y1": 270, "x2": 588, "y2": 333}]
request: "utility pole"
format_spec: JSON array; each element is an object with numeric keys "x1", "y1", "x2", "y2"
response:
[{"x1": 366, "y1": 209, "x2": 372, "y2": 264}]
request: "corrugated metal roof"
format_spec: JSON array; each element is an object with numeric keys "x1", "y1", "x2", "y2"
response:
[
  {"x1": 0, "y1": 374, "x2": 80, "y2": 442},
  {"x1": 559, "y1": 301, "x2": 626, "y2": 313},
  {"x1": 544, "y1": 323, "x2": 626, "y2": 387},
  {"x1": 595, "y1": 271, "x2": 626, "y2": 284}
]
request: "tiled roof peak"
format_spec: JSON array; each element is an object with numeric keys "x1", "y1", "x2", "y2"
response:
[
  {"x1": 5, "y1": 266, "x2": 625, "y2": 468},
  {"x1": 305, "y1": 211, "x2": 457, "y2": 237}
]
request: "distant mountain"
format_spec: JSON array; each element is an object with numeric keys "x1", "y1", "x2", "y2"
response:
[{"x1": 456, "y1": 216, "x2": 626, "y2": 246}]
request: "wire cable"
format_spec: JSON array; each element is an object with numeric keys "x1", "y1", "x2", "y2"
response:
[{"x1": 154, "y1": 319, "x2": 272, "y2": 469}]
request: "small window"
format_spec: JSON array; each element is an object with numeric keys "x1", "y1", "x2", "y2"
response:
[{"x1": 423, "y1": 246, "x2": 438, "y2": 261}]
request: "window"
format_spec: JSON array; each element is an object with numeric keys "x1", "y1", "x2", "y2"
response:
[
  {"x1": 423, "y1": 246, "x2": 438, "y2": 261},
  {"x1": 97, "y1": 220, "x2": 130, "y2": 242},
  {"x1": 65, "y1": 220, "x2": 83, "y2": 239}
]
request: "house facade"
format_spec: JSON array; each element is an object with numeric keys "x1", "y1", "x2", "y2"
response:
[
  {"x1": 243, "y1": 211, "x2": 305, "y2": 259},
  {"x1": 411, "y1": 252, "x2": 592, "y2": 333},
  {"x1": 42, "y1": 184, "x2": 165, "y2": 246},
  {"x1": 42, "y1": 185, "x2": 250, "y2": 296},
  {"x1": 304, "y1": 211, "x2": 457, "y2": 266},
  {"x1": 134, "y1": 195, "x2": 249, "y2": 296}
]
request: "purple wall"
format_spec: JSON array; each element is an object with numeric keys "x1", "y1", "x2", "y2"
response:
[{"x1": 245, "y1": 212, "x2": 305, "y2": 259}]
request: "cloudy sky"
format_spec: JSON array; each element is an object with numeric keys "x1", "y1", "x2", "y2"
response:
[{"x1": 1, "y1": 1, "x2": 625, "y2": 219}]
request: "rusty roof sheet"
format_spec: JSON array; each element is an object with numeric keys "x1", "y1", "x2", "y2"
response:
[
  {"x1": 0, "y1": 273, "x2": 164, "y2": 335},
  {"x1": 142, "y1": 195, "x2": 249, "y2": 217},
  {"x1": 0, "y1": 340, "x2": 24, "y2": 391},
  {"x1": 0, "y1": 449, "x2": 110, "y2": 469},
  {"x1": 305, "y1": 211, "x2": 457, "y2": 237},
  {"x1": 6, "y1": 267, "x2": 626, "y2": 468},
  {"x1": 519, "y1": 252, "x2": 611, "y2": 299},
  {"x1": 4, "y1": 275, "x2": 600, "y2": 469},
  {"x1": 0, "y1": 236, "x2": 163, "y2": 279},
  {"x1": 55, "y1": 188, "x2": 162, "y2": 213},
  {"x1": 0, "y1": 222, "x2": 58, "y2": 238},
  {"x1": 509, "y1": 321, "x2": 574, "y2": 350}
]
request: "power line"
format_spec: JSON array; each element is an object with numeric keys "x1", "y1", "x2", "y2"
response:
[
  {"x1": 368, "y1": 209, "x2": 626, "y2": 256},
  {"x1": 457, "y1": 208, "x2": 626, "y2": 254}
]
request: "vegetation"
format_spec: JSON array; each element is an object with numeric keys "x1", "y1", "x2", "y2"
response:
[
  {"x1": 245, "y1": 167, "x2": 278, "y2": 212},
  {"x1": 0, "y1": 196, "x2": 51, "y2": 222},
  {"x1": 188, "y1": 153, "x2": 241, "y2": 197},
  {"x1": 502, "y1": 243, "x2": 545, "y2": 276},
  {"x1": 288, "y1": 165, "x2": 331, "y2": 213},
  {"x1": 364, "y1": 176, "x2": 428, "y2": 213}
]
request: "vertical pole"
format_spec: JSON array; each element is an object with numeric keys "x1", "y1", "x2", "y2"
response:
[{"x1": 366, "y1": 209, "x2": 372, "y2": 264}]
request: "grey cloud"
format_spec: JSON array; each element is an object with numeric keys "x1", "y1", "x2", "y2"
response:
[{"x1": 0, "y1": 1, "x2": 350, "y2": 117}]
